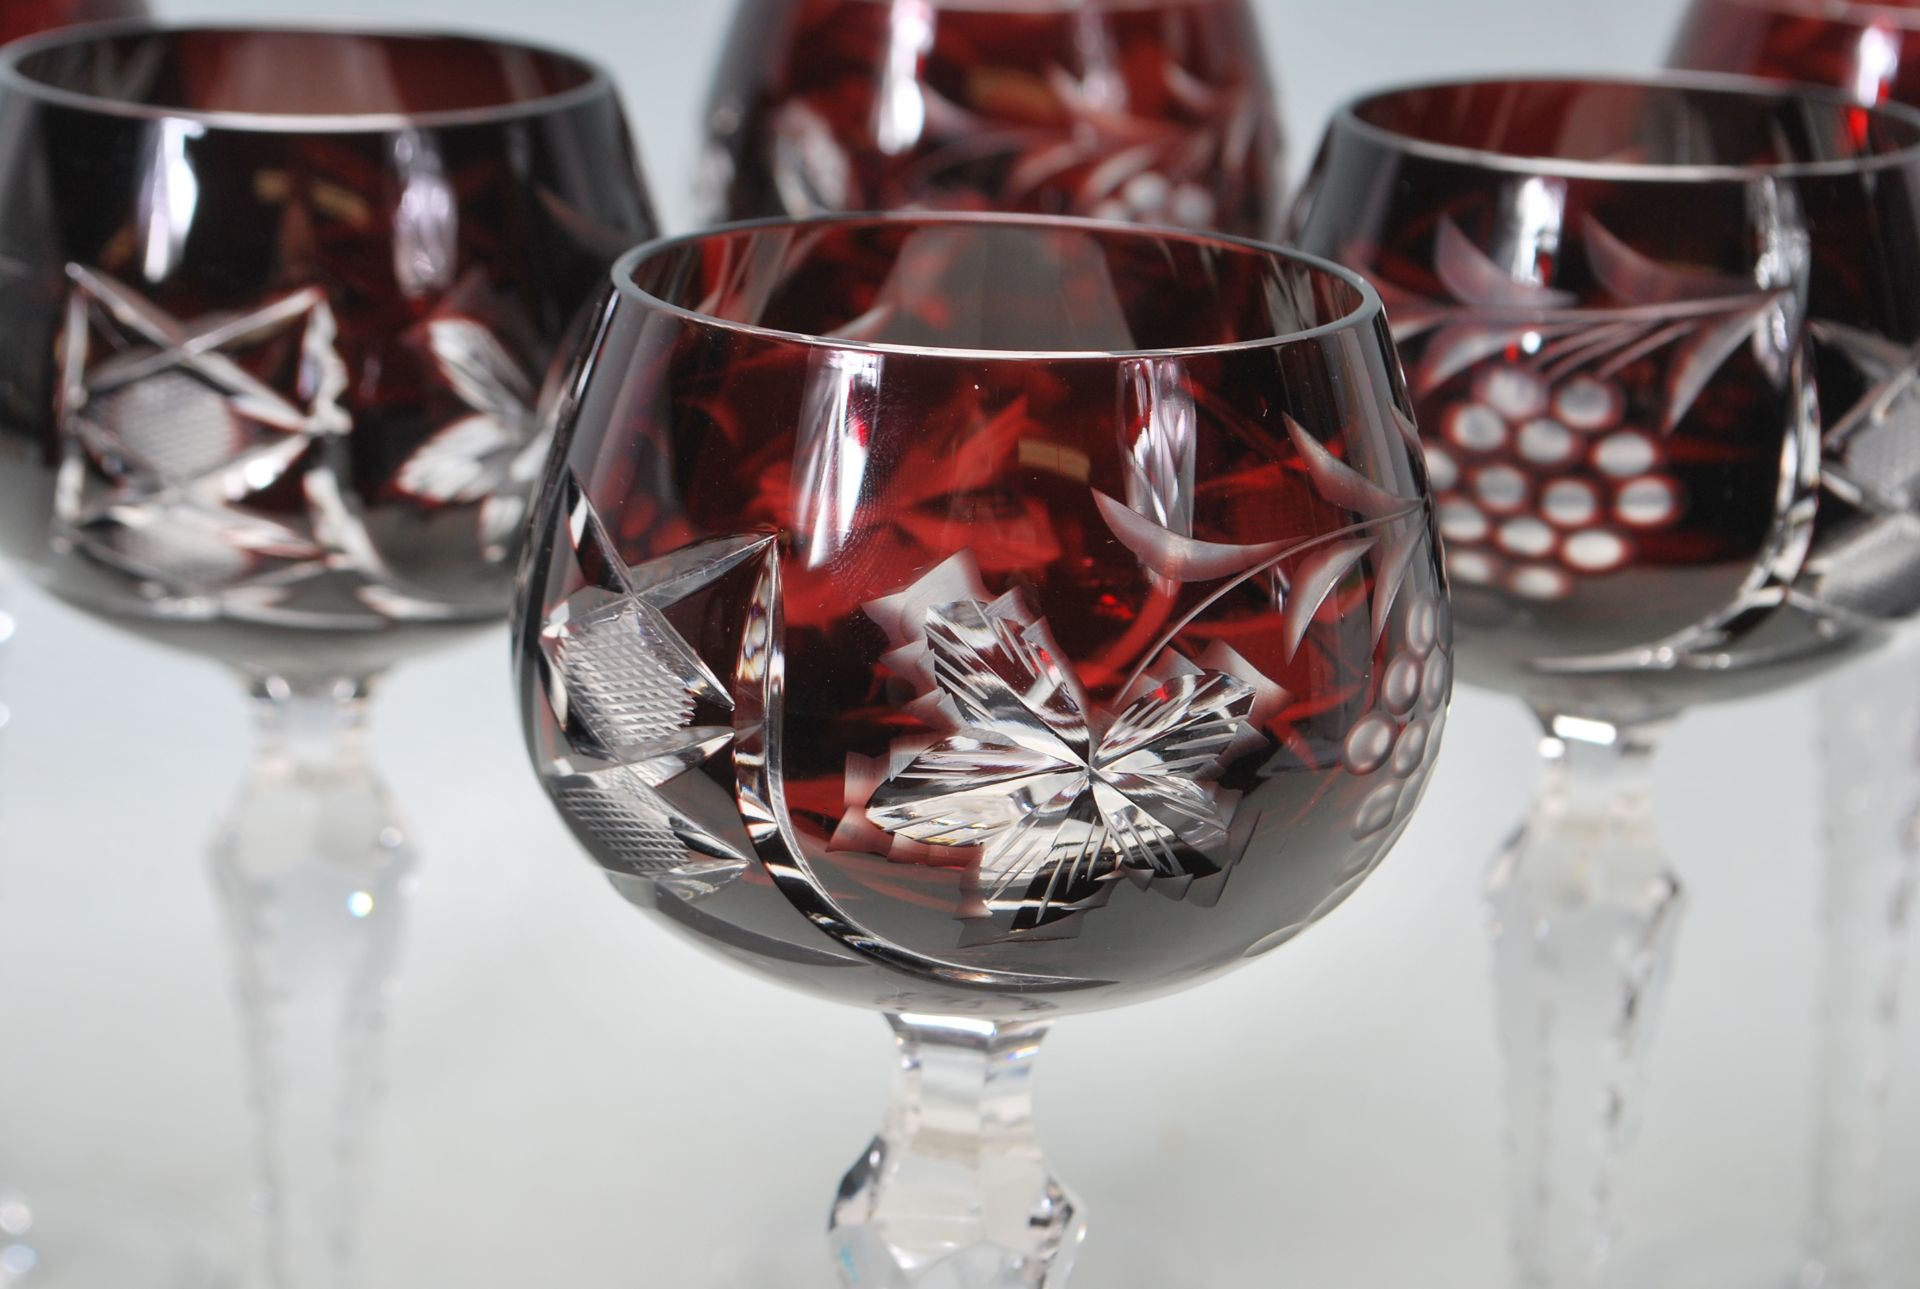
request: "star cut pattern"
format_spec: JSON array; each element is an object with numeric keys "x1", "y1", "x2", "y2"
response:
[
  {"x1": 855, "y1": 559, "x2": 1267, "y2": 937},
  {"x1": 537, "y1": 474, "x2": 773, "y2": 900},
  {"x1": 1803, "y1": 319, "x2": 1920, "y2": 622},
  {"x1": 54, "y1": 266, "x2": 426, "y2": 625}
]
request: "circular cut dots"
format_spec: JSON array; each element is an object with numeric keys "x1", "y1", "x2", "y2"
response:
[
  {"x1": 1541, "y1": 479, "x2": 1599, "y2": 528},
  {"x1": 1447, "y1": 402, "x2": 1507, "y2": 453},
  {"x1": 1563, "y1": 529, "x2": 1630, "y2": 573},
  {"x1": 1439, "y1": 501, "x2": 1490, "y2": 544},
  {"x1": 1344, "y1": 714, "x2": 1396, "y2": 776},
  {"x1": 1616, "y1": 475, "x2": 1682, "y2": 528},
  {"x1": 1553, "y1": 374, "x2": 1626, "y2": 431},
  {"x1": 1475, "y1": 364, "x2": 1549, "y2": 421},
  {"x1": 1407, "y1": 596, "x2": 1441, "y2": 657},
  {"x1": 1474, "y1": 464, "x2": 1529, "y2": 514},
  {"x1": 1420, "y1": 650, "x2": 1450, "y2": 714},
  {"x1": 1497, "y1": 517, "x2": 1556, "y2": 558},
  {"x1": 1382, "y1": 655, "x2": 1422, "y2": 714},
  {"x1": 1517, "y1": 417, "x2": 1576, "y2": 465},
  {"x1": 1343, "y1": 591, "x2": 1450, "y2": 841},
  {"x1": 1446, "y1": 548, "x2": 1499, "y2": 584},
  {"x1": 1594, "y1": 430, "x2": 1659, "y2": 478},
  {"x1": 1354, "y1": 782, "x2": 1402, "y2": 838},
  {"x1": 1423, "y1": 364, "x2": 1658, "y2": 608},
  {"x1": 1392, "y1": 719, "x2": 1430, "y2": 777},
  {"x1": 1509, "y1": 563, "x2": 1573, "y2": 601}
]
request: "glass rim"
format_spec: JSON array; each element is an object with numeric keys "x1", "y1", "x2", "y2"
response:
[
  {"x1": 1332, "y1": 71, "x2": 1920, "y2": 182},
  {"x1": 0, "y1": 20, "x2": 617, "y2": 133},
  {"x1": 612, "y1": 212, "x2": 1386, "y2": 363}
]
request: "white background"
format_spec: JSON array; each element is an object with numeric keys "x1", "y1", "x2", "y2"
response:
[{"x1": 4, "y1": 1, "x2": 1908, "y2": 1286}]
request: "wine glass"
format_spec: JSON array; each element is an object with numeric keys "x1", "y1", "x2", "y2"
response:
[
  {"x1": 513, "y1": 212, "x2": 1449, "y2": 1287},
  {"x1": 698, "y1": 0, "x2": 1286, "y2": 236},
  {"x1": 4, "y1": 2, "x2": 145, "y2": 39},
  {"x1": 1290, "y1": 76, "x2": 1920, "y2": 1289},
  {"x1": 1669, "y1": 21, "x2": 1920, "y2": 1288},
  {"x1": 1672, "y1": 0, "x2": 1920, "y2": 106},
  {"x1": 0, "y1": 23, "x2": 656, "y2": 1287},
  {"x1": 0, "y1": 5, "x2": 149, "y2": 1283}
]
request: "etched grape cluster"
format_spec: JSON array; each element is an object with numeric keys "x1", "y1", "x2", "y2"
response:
[
  {"x1": 1422, "y1": 364, "x2": 1684, "y2": 602},
  {"x1": 1340, "y1": 589, "x2": 1450, "y2": 841}
]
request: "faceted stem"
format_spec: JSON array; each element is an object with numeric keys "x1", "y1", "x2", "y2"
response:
[
  {"x1": 830, "y1": 1014, "x2": 1084, "y2": 1289},
  {"x1": 1805, "y1": 652, "x2": 1920, "y2": 1289},
  {"x1": 1487, "y1": 712, "x2": 1686, "y2": 1289},
  {"x1": 211, "y1": 675, "x2": 415, "y2": 1289}
]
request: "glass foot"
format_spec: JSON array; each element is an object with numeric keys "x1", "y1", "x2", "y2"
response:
[{"x1": 829, "y1": 1016, "x2": 1084, "y2": 1289}]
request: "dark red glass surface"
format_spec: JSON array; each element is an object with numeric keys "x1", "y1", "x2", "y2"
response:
[
  {"x1": 0, "y1": 0, "x2": 145, "y2": 45},
  {"x1": 1291, "y1": 79, "x2": 1920, "y2": 716},
  {"x1": 1673, "y1": 0, "x2": 1920, "y2": 106},
  {"x1": 517, "y1": 216, "x2": 1447, "y2": 1015},
  {"x1": 0, "y1": 27, "x2": 658, "y2": 676},
  {"x1": 701, "y1": 0, "x2": 1285, "y2": 238}
]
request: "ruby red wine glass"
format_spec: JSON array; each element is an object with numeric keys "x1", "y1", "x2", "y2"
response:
[
  {"x1": 1, "y1": 0, "x2": 146, "y2": 44},
  {"x1": 0, "y1": 0, "x2": 145, "y2": 1276},
  {"x1": 0, "y1": 24, "x2": 656, "y2": 1288},
  {"x1": 1291, "y1": 77, "x2": 1920, "y2": 1289},
  {"x1": 515, "y1": 213, "x2": 1448, "y2": 1287},
  {"x1": 1672, "y1": 0, "x2": 1920, "y2": 106},
  {"x1": 1672, "y1": 15, "x2": 1920, "y2": 1281},
  {"x1": 699, "y1": 0, "x2": 1286, "y2": 237}
]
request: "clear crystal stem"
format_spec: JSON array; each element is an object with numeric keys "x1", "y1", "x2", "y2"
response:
[
  {"x1": 830, "y1": 1013, "x2": 1085, "y2": 1289},
  {"x1": 1804, "y1": 651, "x2": 1920, "y2": 1289},
  {"x1": 1488, "y1": 712, "x2": 1686, "y2": 1289},
  {"x1": 211, "y1": 675, "x2": 415, "y2": 1289}
]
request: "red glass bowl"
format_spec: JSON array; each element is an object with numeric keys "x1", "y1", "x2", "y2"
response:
[
  {"x1": 2, "y1": 0, "x2": 146, "y2": 45},
  {"x1": 700, "y1": 0, "x2": 1286, "y2": 237},
  {"x1": 515, "y1": 214, "x2": 1447, "y2": 1015},
  {"x1": 1672, "y1": 0, "x2": 1920, "y2": 106},
  {"x1": 1291, "y1": 77, "x2": 1920, "y2": 717},
  {"x1": 0, "y1": 26, "x2": 658, "y2": 677}
]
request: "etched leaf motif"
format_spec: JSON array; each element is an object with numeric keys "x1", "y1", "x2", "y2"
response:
[
  {"x1": 1583, "y1": 216, "x2": 1757, "y2": 305},
  {"x1": 1286, "y1": 415, "x2": 1415, "y2": 521},
  {"x1": 398, "y1": 319, "x2": 539, "y2": 504},
  {"x1": 1402, "y1": 217, "x2": 1790, "y2": 436},
  {"x1": 395, "y1": 415, "x2": 524, "y2": 504},
  {"x1": 1434, "y1": 218, "x2": 1577, "y2": 310},
  {"x1": 1414, "y1": 320, "x2": 1550, "y2": 394},
  {"x1": 919, "y1": 593, "x2": 1095, "y2": 761},
  {"x1": 1283, "y1": 538, "x2": 1376, "y2": 661},
  {"x1": 396, "y1": 315, "x2": 551, "y2": 560},
  {"x1": 428, "y1": 318, "x2": 536, "y2": 425},
  {"x1": 1093, "y1": 490, "x2": 1288, "y2": 582},
  {"x1": 1664, "y1": 298, "x2": 1780, "y2": 434},
  {"x1": 1369, "y1": 519, "x2": 1425, "y2": 646},
  {"x1": 865, "y1": 593, "x2": 1256, "y2": 931}
]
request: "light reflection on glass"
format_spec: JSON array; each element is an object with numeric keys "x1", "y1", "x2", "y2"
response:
[{"x1": 139, "y1": 119, "x2": 202, "y2": 283}]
